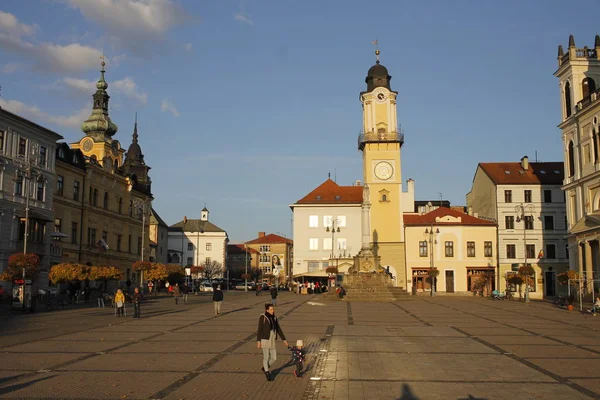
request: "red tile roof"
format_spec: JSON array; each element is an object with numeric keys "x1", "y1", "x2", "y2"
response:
[
  {"x1": 478, "y1": 162, "x2": 564, "y2": 185},
  {"x1": 227, "y1": 244, "x2": 259, "y2": 254},
  {"x1": 404, "y1": 207, "x2": 496, "y2": 226},
  {"x1": 245, "y1": 233, "x2": 293, "y2": 245},
  {"x1": 295, "y1": 179, "x2": 363, "y2": 204}
]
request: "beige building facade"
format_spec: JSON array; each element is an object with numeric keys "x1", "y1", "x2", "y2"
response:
[
  {"x1": 467, "y1": 159, "x2": 569, "y2": 298},
  {"x1": 555, "y1": 34, "x2": 600, "y2": 288},
  {"x1": 404, "y1": 207, "x2": 497, "y2": 295},
  {"x1": 245, "y1": 232, "x2": 293, "y2": 282},
  {"x1": 52, "y1": 62, "x2": 154, "y2": 288}
]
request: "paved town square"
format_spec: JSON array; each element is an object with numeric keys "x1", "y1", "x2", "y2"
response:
[{"x1": 0, "y1": 292, "x2": 599, "y2": 400}]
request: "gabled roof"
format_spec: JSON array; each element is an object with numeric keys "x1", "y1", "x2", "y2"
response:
[
  {"x1": 151, "y1": 208, "x2": 168, "y2": 227},
  {"x1": 227, "y1": 244, "x2": 260, "y2": 254},
  {"x1": 404, "y1": 207, "x2": 496, "y2": 226},
  {"x1": 245, "y1": 233, "x2": 293, "y2": 245},
  {"x1": 477, "y1": 162, "x2": 564, "y2": 185},
  {"x1": 295, "y1": 179, "x2": 363, "y2": 205},
  {"x1": 169, "y1": 219, "x2": 226, "y2": 233}
]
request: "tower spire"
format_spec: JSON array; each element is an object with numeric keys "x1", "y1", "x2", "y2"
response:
[
  {"x1": 80, "y1": 57, "x2": 118, "y2": 140},
  {"x1": 133, "y1": 112, "x2": 138, "y2": 144},
  {"x1": 372, "y1": 40, "x2": 380, "y2": 64}
]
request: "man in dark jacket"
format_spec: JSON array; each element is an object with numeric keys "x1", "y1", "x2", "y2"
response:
[
  {"x1": 270, "y1": 286, "x2": 278, "y2": 306},
  {"x1": 257, "y1": 303, "x2": 288, "y2": 381},
  {"x1": 212, "y1": 285, "x2": 224, "y2": 315},
  {"x1": 132, "y1": 287, "x2": 142, "y2": 318}
]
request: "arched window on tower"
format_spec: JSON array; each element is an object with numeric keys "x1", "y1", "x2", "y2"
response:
[
  {"x1": 583, "y1": 77, "x2": 596, "y2": 99},
  {"x1": 103, "y1": 191, "x2": 109, "y2": 209},
  {"x1": 568, "y1": 141, "x2": 575, "y2": 177},
  {"x1": 565, "y1": 81, "x2": 572, "y2": 118}
]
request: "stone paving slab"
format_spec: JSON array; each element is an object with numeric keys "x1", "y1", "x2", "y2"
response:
[
  {"x1": 1, "y1": 294, "x2": 600, "y2": 399},
  {"x1": 60, "y1": 353, "x2": 214, "y2": 372},
  {"x1": 495, "y1": 344, "x2": 600, "y2": 358},
  {"x1": 113, "y1": 340, "x2": 234, "y2": 353},
  {"x1": 323, "y1": 381, "x2": 592, "y2": 400},
  {"x1": 1, "y1": 353, "x2": 88, "y2": 371},
  {"x1": 2, "y1": 340, "x2": 130, "y2": 353},
  {"x1": 0, "y1": 371, "x2": 185, "y2": 399},
  {"x1": 164, "y1": 371, "x2": 307, "y2": 400},
  {"x1": 45, "y1": 331, "x2": 157, "y2": 342}
]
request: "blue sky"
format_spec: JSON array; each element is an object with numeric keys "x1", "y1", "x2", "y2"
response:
[{"x1": 0, "y1": 0, "x2": 597, "y2": 242}]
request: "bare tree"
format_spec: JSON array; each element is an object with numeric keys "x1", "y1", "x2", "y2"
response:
[{"x1": 203, "y1": 261, "x2": 224, "y2": 280}]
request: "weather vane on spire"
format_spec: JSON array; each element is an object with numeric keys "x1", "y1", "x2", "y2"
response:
[
  {"x1": 372, "y1": 39, "x2": 380, "y2": 63},
  {"x1": 100, "y1": 53, "x2": 106, "y2": 70}
]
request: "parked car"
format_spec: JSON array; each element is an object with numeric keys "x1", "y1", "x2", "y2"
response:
[
  {"x1": 235, "y1": 282, "x2": 255, "y2": 290},
  {"x1": 200, "y1": 283, "x2": 214, "y2": 292}
]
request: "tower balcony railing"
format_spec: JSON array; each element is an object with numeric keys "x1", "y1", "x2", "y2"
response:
[
  {"x1": 559, "y1": 47, "x2": 598, "y2": 66},
  {"x1": 358, "y1": 129, "x2": 404, "y2": 150}
]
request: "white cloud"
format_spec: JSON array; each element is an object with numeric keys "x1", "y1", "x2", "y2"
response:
[
  {"x1": 2, "y1": 63, "x2": 20, "y2": 73},
  {"x1": 160, "y1": 99, "x2": 180, "y2": 117},
  {"x1": 64, "y1": 0, "x2": 189, "y2": 55},
  {"x1": 0, "y1": 11, "x2": 37, "y2": 37},
  {"x1": 60, "y1": 76, "x2": 147, "y2": 104},
  {"x1": 183, "y1": 42, "x2": 192, "y2": 52},
  {"x1": 0, "y1": 11, "x2": 108, "y2": 73},
  {"x1": 112, "y1": 77, "x2": 148, "y2": 104},
  {"x1": 0, "y1": 98, "x2": 89, "y2": 130},
  {"x1": 234, "y1": 13, "x2": 253, "y2": 26}
]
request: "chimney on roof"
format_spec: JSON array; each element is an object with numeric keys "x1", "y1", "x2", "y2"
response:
[
  {"x1": 521, "y1": 156, "x2": 529, "y2": 170},
  {"x1": 473, "y1": 212, "x2": 478, "y2": 218},
  {"x1": 258, "y1": 232, "x2": 265, "y2": 238},
  {"x1": 183, "y1": 216, "x2": 187, "y2": 224},
  {"x1": 355, "y1": 180, "x2": 362, "y2": 186}
]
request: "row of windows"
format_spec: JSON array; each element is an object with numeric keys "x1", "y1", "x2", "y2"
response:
[
  {"x1": 505, "y1": 243, "x2": 561, "y2": 259},
  {"x1": 504, "y1": 189, "x2": 555, "y2": 203},
  {"x1": 308, "y1": 215, "x2": 347, "y2": 228},
  {"x1": 308, "y1": 238, "x2": 347, "y2": 251},
  {"x1": 418, "y1": 241, "x2": 493, "y2": 258},
  {"x1": 504, "y1": 215, "x2": 562, "y2": 230},
  {"x1": 56, "y1": 176, "x2": 80, "y2": 201},
  {"x1": 14, "y1": 177, "x2": 46, "y2": 201},
  {"x1": 259, "y1": 245, "x2": 271, "y2": 252},
  {"x1": 0, "y1": 133, "x2": 49, "y2": 168},
  {"x1": 187, "y1": 242, "x2": 212, "y2": 251},
  {"x1": 185, "y1": 257, "x2": 211, "y2": 266}
]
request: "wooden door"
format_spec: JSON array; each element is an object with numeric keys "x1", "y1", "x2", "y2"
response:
[{"x1": 445, "y1": 270, "x2": 454, "y2": 293}]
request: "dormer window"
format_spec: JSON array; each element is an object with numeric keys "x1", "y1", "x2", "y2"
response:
[
  {"x1": 335, "y1": 195, "x2": 341, "y2": 201},
  {"x1": 316, "y1": 195, "x2": 322, "y2": 200}
]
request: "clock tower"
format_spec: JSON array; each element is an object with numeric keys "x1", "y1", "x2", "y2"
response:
[
  {"x1": 71, "y1": 60, "x2": 125, "y2": 170},
  {"x1": 358, "y1": 48, "x2": 406, "y2": 285}
]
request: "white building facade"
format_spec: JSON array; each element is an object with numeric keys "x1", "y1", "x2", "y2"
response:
[{"x1": 167, "y1": 208, "x2": 228, "y2": 276}]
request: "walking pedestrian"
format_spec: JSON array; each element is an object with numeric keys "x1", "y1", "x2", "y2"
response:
[
  {"x1": 115, "y1": 289, "x2": 125, "y2": 317},
  {"x1": 287, "y1": 340, "x2": 306, "y2": 378},
  {"x1": 173, "y1": 283, "x2": 180, "y2": 305},
  {"x1": 132, "y1": 287, "x2": 142, "y2": 318},
  {"x1": 213, "y1": 285, "x2": 224, "y2": 315},
  {"x1": 182, "y1": 283, "x2": 189, "y2": 303},
  {"x1": 98, "y1": 288, "x2": 105, "y2": 308},
  {"x1": 148, "y1": 280, "x2": 154, "y2": 295},
  {"x1": 270, "y1": 286, "x2": 278, "y2": 306},
  {"x1": 257, "y1": 303, "x2": 288, "y2": 381}
]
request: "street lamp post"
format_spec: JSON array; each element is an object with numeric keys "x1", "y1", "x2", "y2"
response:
[
  {"x1": 132, "y1": 198, "x2": 151, "y2": 291},
  {"x1": 515, "y1": 203, "x2": 535, "y2": 303},
  {"x1": 424, "y1": 225, "x2": 440, "y2": 297},
  {"x1": 244, "y1": 244, "x2": 249, "y2": 292},
  {"x1": 326, "y1": 217, "x2": 341, "y2": 261},
  {"x1": 13, "y1": 143, "x2": 41, "y2": 312}
]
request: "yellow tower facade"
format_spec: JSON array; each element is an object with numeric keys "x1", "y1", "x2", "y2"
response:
[{"x1": 358, "y1": 49, "x2": 406, "y2": 285}]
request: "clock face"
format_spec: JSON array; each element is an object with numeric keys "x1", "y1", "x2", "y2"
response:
[
  {"x1": 374, "y1": 161, "x2": 393, "y2": 180},
  {"x1": 82, "y1": 138, "x2": 93, "y2": 152},
  {"x1": 376, "y1": 92, "x2": 386, "y2": 103}
]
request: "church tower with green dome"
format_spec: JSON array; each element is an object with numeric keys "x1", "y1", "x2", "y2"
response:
[{"x1": 71, "y1": 60, "x2": 125, "y2": 171}]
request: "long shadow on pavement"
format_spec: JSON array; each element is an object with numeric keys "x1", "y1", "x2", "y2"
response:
[{"x1": 0, "y1": 375, "x2": 54, "y2": 396}]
